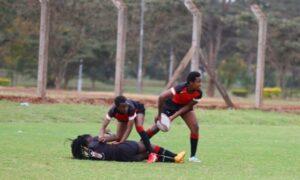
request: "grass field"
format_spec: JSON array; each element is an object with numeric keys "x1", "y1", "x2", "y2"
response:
[{"x1": 0, "y1": 100, "x2": 299, "y2": 179}]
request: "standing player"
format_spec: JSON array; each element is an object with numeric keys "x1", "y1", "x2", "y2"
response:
[
  {"x1": 146, "y1": 71, "x2": 203, "y2": 162},
  {"x1": 98, "y1": 96, "x2": 153, "y2": 153}
]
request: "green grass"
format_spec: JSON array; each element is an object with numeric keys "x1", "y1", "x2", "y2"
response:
[{"x1": 0, "y1": 100, "x2": 300, "y2": 179}]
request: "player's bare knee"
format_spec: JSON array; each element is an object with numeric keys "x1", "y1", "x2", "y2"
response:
[{"x1": 192, "y1": 123, "x2": 199, "y2": 133}]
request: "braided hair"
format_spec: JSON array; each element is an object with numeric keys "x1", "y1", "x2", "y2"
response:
[
  {"x1": 70, "y1": 134, "x2": 104, "y2": 160},
  {"x1": 71, "y1": 134, "x2": 91, "y2": 159}
]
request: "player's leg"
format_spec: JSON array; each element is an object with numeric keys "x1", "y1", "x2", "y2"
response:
[
  {"x1": 135, "y1": 113, "x2": 153, "y2": 152},
  {"x1": 181, "y1": 110, "x2": 201, "y2": 162},
  {"x1": 115, "y1": 121, "x2": 128, "y2": 142},
  {"x1": 136, "y1": 141, "x2": 175, "y2": 156},
  {"x1": 102, "y1": 122, "x2": 127, "y2": 142},
  {"x1": 144, "y1": 108, "x2": 175, "y2": 138},
  {"x1": 132, "y1": 152, "x2": 148, "y2": 161},
  {"x1": 145, "y1": 123, "x2": 160, "y2": 139}
]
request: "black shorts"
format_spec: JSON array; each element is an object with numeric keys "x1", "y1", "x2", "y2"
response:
[
  {"x1": 135, "y1": 102, "x2": 145, "y2": 115},
  {"x1": 116, "y1": 141, "x2": 140, "y2": 161},
  {"x1": 163, "y1": 99, "x2": 193, "y2": 117}
]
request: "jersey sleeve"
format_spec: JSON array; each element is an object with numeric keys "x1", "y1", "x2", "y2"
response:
[
  {"x1": 170, "y1": 83, "x2": 186, "y2": 95},
  {"x1": 193, "y1": 90, "x2": 203, "y2": 102},
  {"x1": 127, "y1": 107, "x2": 137, "y2": 121},
  {"x1": 106, "y1": 106, "x2": 115, "y2": 120}
]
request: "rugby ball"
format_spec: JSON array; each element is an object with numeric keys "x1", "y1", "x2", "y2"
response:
[{"x1": 156, "y1": 113, "x2": 171, "y2": 132}]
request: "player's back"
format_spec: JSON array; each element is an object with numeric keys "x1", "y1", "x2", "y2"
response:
[{"x1": 89, "y1": 138, "x2": 140, "y2": 162}]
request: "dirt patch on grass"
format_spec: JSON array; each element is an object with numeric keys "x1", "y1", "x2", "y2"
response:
[{"x1": 1, "y1": 86, "x2": 299, "y2": 113}]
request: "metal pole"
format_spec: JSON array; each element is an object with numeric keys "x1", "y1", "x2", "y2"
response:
[
  {"x1": 184, "y1": 0, "x2": 201, "y2": 71},
  {"x1": 251, "y1": 4, "x2": 267, "y2": 108},
  {"x1": 37, "y1": 0, "x2": 50, "y2": 98},
  {"x1": 168, "y1": 46, "x2": 175, "y2": 81},
  {"x1": 112, "y1": 0, "x2": 127, "y2": 96},
  {"x1": 137, "y1": 0, "x2": 145, "y2": 93},
  {"x1": 77, "y1": 59, "x2": 83, "y2": 92}
]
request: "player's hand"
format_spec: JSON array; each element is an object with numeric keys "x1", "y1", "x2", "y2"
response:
[
  {"x1": 112, "y1": 141, "x2": 121, "y2": 145},
  {"x1": 155, "y1": 114, "x2": 161, "y2": 122},
  {"x1": 98, "y1": 136, "x2": 106, "y2": 142},
  {"x1": 169, "y1": 115, "x2": 175, "y2": 121}
]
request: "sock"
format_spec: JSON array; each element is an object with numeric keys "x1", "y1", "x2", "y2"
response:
[
  {"x1": 153, "y1": 146, "x2": 176, "y2": 158},
  {"x1": 157, "y1": 155, "x2": 175, "y2": 163},
  {"x1": 146, "y1": 128, "x2": 159, "y2": 139},
  {"x1": 136, "y1": 126, "x2": 153, "y2": 152},
  {"x1": 190, "y1": 133, "x2": 199, "y2": 157}
]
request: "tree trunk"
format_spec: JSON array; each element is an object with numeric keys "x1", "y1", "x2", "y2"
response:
[
  {"x1": 168, "y1": 46, "x2": 175, "y2": 82},
  {"x1": 55, "y1": 76, "x2": 61, "y2": 90},
  {"x1": 91, "y1": 80, "x2": 96, "y2": 90},
  {"x1": 276, "y1": 67, "x2": 286, "y2": 89},
  {"x1": 54, "y1": 63, "x2": 66, "y2": 90},
  {"x1": 166, "y1": 47, "x2": 195, "y2": 89},
  {"x1": 207, "y1": 24, "x2": 222, "y2": 97},
  {"x1": 199, "y1": 49, "x2": 235, "y2": 108},
  {"x1": 63, "y1": 77, "x2": 69, "y2": 89},
  {"x1": 207, "y1": 39, "x2": 215, "y2": 97}
]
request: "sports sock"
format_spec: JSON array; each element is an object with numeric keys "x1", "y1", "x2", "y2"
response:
[
  {"x1": 190, "y1": 133, "x2": 199, "y2": 157},
  {"x1": 157, "y1": 155, "x2": 175, "y2": 162},
  {"x1": 153, "y1": 146, "x2": 176, "y2": 158},
  {"x1": 136, "y1": 126, "x2": 153, "y2": 153},
  {"x1": 146, "y1": 128, "x2": 159, "y2": 139}
]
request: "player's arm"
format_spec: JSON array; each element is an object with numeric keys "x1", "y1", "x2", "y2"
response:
[
  {"x1": 119, "y1": 111, "x2": 136, "y2": 142},
  {"x1": 98, "y1": 115, "x2": 111, "y2": 142},
  {"x1": 169, "y1": 89, "x2": 202, "y2": 120},
  {"x1": 119, "y1": 119, "x2": 134, "y2": 143},
  {"x1": 157, "y1": 89, "x2": 173, "y2": 120},
  {"x1": 169, "y1": 101, "x2": 197, "y2": 121}
]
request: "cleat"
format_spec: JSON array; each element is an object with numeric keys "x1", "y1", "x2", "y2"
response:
[
  {"x1": 188, "y1": 156, "x2": 201, "y2": 163},
  {"x1": 175, "y1": 151, "x2": 186, "y2": 163},
  {"x1": 147, "y1": 153, "x2": 158, "y2": 163}
]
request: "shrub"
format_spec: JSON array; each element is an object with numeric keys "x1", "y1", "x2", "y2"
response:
[
  {"x1": 263, "y1": 87, "x2": 282, "y2": 98},
  {"x1": 232, "y1": 88, "x2": 249, "y2": 97},
  {"x1": 0, "y1": 77, "x2": 10, "y2": 86}
]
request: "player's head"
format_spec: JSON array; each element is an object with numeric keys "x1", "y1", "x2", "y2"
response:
[
  {"x1": 186, "y1": 71, "x2": 201, "y2": 90},
  {"x1": 70, "y1": 134, "x2": 93, "y2": 159},
  {"x1": 114, "y1": 95, "x2": 128, "y2": 113}
]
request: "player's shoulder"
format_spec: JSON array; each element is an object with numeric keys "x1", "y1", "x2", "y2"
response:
[
  {"x1": 174, "y1": 82, "x2": 188, "y2": 93},
  {"x1": 108, "y1": 105, "x2": 117, "y2": 114},
  {"x1": 126, "y1": 100, "x2": 136, "y2": 114}
]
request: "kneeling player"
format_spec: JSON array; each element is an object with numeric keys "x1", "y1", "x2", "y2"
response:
[
  {"x1": 98, "y1": 96, "x2": 152, "y2": 153},
  {"x1": 70, "y1": 134, "x2": 185, "y2": 163}
]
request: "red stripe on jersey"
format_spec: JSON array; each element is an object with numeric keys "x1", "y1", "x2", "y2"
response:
[
  {"x1": 115, "y1": 113, "x2": 129, "y2": 122},
  {"x1": 172, "y1": 87, "x2": 201, "y2": 105}
]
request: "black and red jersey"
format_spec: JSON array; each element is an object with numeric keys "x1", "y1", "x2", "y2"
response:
[
  {"x1": 106, "y1": 100, "x2": 145, "y2": 122},
  {"x1": 88, "y1": 137, "x2": 140, "y2": 161},
  {"x1": 162, "y1": 83, "x2": 202, "y2": 116},
  {"x1": 170, "y1": 83, "x2": 202, "y2": 105}
]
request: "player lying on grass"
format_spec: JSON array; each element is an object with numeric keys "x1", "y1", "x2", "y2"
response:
[
  {"x1": 70, "y1": 134, "x2": 186, "y2": 163},
  {"x1": 145, "y1": 71, "x2": 203, "y2": 162},
  {"x1": 98, "y1": 96, "x2": 153, "y2": 153}
]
